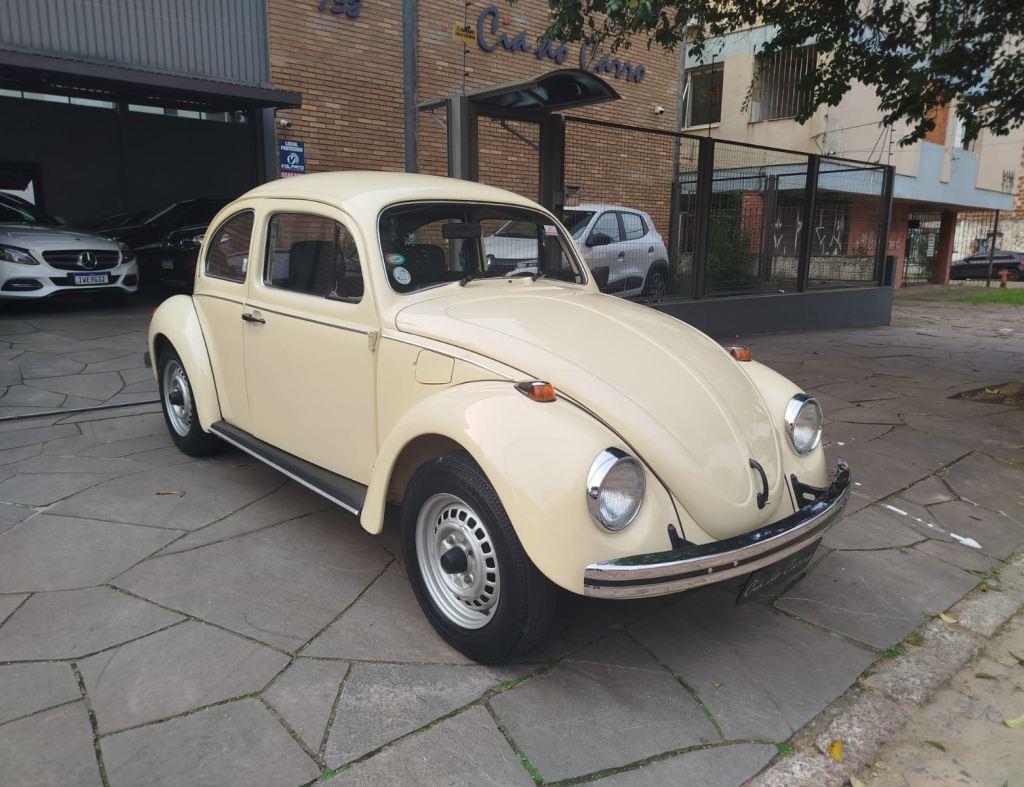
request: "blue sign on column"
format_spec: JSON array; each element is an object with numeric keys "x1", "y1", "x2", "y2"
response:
[{"x1": 279, "y1": 140, "x2": 305, "y2": 177}]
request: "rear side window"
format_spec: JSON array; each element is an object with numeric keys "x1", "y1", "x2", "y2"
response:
[
  {"x1": 265, "y1": 213, "x2": 363, "y2": 302},
  {"x1": 204, "y1": 211, "x2": 253, "y2": 282},
  {"x1": 620, "y1": 212, "x2": 647, "y2": 240}
]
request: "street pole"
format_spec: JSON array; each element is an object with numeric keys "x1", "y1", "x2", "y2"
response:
[
  {"x1": 985, "y1": 210, "x2": 1000, "y2": 288},
  {"x1": 671, "y1": 25, "x2": 689, "y2": 176}
]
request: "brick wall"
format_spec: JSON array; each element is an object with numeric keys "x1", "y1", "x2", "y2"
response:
[
  {"x1": 267, "y1": 0, "x2": 406, "y2": 174},
  {"x1": 267, "y1": 0, "x2": 682, "y2": 205}
]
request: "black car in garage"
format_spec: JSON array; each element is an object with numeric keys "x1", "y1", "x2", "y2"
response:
[
  {"x1": 951, "y1": 249, "x2": 1024, "y2": 281},
  {"x1": 103, "y1": 198, "x2": 229, "y2": 291}
]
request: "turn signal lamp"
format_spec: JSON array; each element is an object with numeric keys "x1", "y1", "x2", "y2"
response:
[
  {"x1": 516, "y1": 380, "x2": 557, "y2": 402},
  {"x1": 728, "y1": 346, "x2": 752, "y2": 362}
]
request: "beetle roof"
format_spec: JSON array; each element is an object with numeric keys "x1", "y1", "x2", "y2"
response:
[{"x1": 244, "y1": 171, "x2": 544, "y2": 215}]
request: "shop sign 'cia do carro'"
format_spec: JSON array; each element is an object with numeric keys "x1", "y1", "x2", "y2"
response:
[{"x1": 148, "y1": 172, "x2": 850, "y2": 662}]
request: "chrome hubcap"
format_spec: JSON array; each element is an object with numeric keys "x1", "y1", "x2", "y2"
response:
[
  {"x1": 415, "y1": 493, "x2": 500, "y2": 629},
  {"x1": 162, "y1": 360, "x2": 193, "y2": 437}
]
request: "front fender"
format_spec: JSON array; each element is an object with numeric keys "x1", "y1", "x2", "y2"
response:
[
  {"x1": 741, "y1": 361, "x2": 829, "y2": 489},
  {"x1": 148, "y1": 295, "x2": 221, "y2": 431},
  {"x1": 363, "y1": 381, "x2": 679, "y2": 593}
]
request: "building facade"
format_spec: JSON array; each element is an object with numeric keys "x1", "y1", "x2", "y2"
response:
[{"x1": 1, "y1": 1, "x2": 1021, "y2": 296}]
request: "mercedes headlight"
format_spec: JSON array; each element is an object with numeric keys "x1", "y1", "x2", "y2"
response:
[
  {"x1": 0, "y1": 244, "x2": 38, "y2": 265},
  {"x1": 587, "y1": 448, "x2": 646, "y2": 531},
  {"x1": 785, "y1": 394, "x2": 822, "y2": 455},
  {"x1": 118, "y1": 242, "x2": 135, "y2": 263}
]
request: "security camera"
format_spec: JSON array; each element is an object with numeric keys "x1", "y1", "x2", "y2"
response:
[
  {"x1": 654, "y1": 105, "x2": 665, "y2": 115},
  {"x1": 277, "y1": 118, "x2": 293, "y2": 129}
]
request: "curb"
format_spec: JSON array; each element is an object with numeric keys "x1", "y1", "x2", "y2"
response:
[{"x1": 749, "y1": 553, "x2": 1024, "y2": 787}]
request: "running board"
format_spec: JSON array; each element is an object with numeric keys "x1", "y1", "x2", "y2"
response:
[{"x1": 209, "y1": 421, "x2": 366, "y2": 516}]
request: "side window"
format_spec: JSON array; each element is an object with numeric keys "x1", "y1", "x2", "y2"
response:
[
  {"x1": 265, "y1": 213, "x2": 363, "y2": 302},
  {"x1": 592, "y1": 212, "x2": 621, "y2": 242},
  {"x1": 620, "y1": 212, "x2": 646, "y2": 241},
  {"x1": 204, "y1": 211, "x2": 253, "y2": 282}
]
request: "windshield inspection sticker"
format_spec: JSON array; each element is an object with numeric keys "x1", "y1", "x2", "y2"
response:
[
  {"x1": 544, "y1": 225, "x2": 558, "y2": 236},
  {"x1": 393, "y1": 266, "x2": 412, "y2": 285},
  {"x1": 386, "y1": 253, "x2": 405, "y2": 265}
]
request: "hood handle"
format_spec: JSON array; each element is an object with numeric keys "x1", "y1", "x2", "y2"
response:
[{"x1": 749, "y1": 459, "x2": 769, "y2": 510}]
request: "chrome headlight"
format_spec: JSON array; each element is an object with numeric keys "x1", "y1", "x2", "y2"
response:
[
  {"x1": 0, "y1": 243, "x2": 38, "y2": 265},
  {"x1": 587, "y1": 448, "x2": 646, "y2": 531},
  {"x1": 785, "y1": 394, "x2": 822, "y2": 455}
]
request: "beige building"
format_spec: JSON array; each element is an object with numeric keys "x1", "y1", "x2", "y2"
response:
[{"x1": 682, "y1": 27, "x2": 1024, "y2": 284}]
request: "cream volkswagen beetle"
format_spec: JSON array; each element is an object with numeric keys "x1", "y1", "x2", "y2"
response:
[{"x1": 149, "y1": 172, "x2": 850, "y2": 663}]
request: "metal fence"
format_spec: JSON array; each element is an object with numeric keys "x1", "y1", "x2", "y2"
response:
[{"x1": 563, "y1": 116, "x2": 893, "y2": 301}]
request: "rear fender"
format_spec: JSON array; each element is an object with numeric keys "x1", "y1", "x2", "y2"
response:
[
  {"x1": 148, "y1": 295, "x2": 221, "y2": 431},
  {"x1": 362, "y1": 381, "x2": 678, "y2": 593}
]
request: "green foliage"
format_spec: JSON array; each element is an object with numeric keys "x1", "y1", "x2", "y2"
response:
[
  {"x1": 880, "y1": 644, "x2": 904, "y2": 660},
  {"x1": 959, "y1": 289, "x2": 1024, "y2": 305},
  {"x1": 705, "y1": 193, "x2": 753, "y2": 290},
  {"x1": 540, "y1": 0, "x2": 1024, "y2": 144}
]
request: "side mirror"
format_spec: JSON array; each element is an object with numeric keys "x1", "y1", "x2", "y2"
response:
[{"x1": 586, "y1": 231, "x2": 613, "y2": 248}]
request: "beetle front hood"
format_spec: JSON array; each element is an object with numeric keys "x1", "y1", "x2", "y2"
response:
[{"x1": 395, "y1": 286, "x2": 791, "y2": 539}]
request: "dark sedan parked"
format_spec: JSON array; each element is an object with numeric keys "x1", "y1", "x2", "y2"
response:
[
  {"x1": 951, "y1": 249, "x2": 1024, "y2": 281},
  {"x1": 103, "y1": 198, "x2": 229, "y2": 291}
]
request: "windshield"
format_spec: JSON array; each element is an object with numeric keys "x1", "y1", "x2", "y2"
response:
[
  {"x1": 561, "y1": 210, "x2": 595, "y2": 239},
  {"x1": 0, "y1": 196, "x2": 59, "y2": 226},
  {"x1": 379, "y1": 202, "x2": 585, "y2": 294}
]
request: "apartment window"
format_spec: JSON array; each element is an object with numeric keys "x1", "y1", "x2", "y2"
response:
[
  {"x1": 685, "y1": 63, "x2": 723, "y2": 126},
  {"x1": 750, "y1": 46, "x2": 816, "y2": 122}
]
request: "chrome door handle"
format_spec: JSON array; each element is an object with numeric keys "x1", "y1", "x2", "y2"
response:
[{"x1": 241, "y1": 312, "x2": 265, "y2": 324}]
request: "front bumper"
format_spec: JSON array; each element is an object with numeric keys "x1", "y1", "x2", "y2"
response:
[{"x1": 583, "y1": 459, "x2": 851, "y2": 599}]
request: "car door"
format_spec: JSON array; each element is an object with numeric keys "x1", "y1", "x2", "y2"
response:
[
  {"x1": 585, "y1": 211, "x2": 624, "y2": 291},
  {"x1": 191, "y1": 208, "x2": 255, "y2": 429},
  {"x1": 618, "y1": 211, "x2": 651, "y2": 296},
  {"x1": 241, "y1": 201, "x2": 378, "y2": 484}
]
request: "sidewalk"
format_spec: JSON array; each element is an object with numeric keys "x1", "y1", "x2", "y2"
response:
[{"x1": 1, "y1": 293, "x2": 1022, "y2": 786}]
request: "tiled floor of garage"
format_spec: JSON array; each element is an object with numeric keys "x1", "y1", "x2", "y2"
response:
[{"x1": 0, "y1": 294, "x2": 1022, "y2": 786}]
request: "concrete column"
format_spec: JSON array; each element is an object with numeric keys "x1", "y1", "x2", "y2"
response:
[{"x1": 932, "y1": 210, "x2": 957, "y2": 285}]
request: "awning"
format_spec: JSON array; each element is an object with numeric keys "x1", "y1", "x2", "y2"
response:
[
  {"x1": 420, "y1": 68, "x2": 618, "y2": 114},
  {"x1": 0, "y1": 49, "x2": 301, "y2": 112}
]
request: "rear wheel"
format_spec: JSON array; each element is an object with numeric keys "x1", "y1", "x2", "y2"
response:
[
  {"x1": 401, "y1": 453, "x2": 556, "y2": 663},
  {"x1": 643, "y1": 264, "x2": 668, "y2": 298},
  {"x1": 1007, "y1": 269, "x2": 1021, "y2": 282},
  {"x1": 158, "y1": 348, "x2": 222, "y2": 456}
]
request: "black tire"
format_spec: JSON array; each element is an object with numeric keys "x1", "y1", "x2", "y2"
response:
[
  {"x1": 1007, "y1": 269, "x2": 1021, "y2": 282},
  {"x1": 401, "y1": 453, "x2": 557, "y2": 663},
  {"x1": 157, "y1": 347, "x2": 222, "y2": 457},
  {"x1": 643, "y1": 263, "x2": 668, "y2": 298}
]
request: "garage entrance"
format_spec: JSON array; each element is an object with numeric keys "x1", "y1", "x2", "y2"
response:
[{"x1": 0, "y1": 52, "x2": 299, "y2": 232}]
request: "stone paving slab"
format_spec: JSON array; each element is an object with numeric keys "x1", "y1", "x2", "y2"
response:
[
  {"x1": 262, "y1": 657, "x2": 350, "y2": 754},
  {"x1": 0, "y1": 586, "x2": 183, "y2": 661},
  {"x1": 101, "y1": 698, "x2": 319, "y2": 787},
  {"x1": 325, "y1": 705, "x2": 534, "y2": 786},
  {"x1": 0, "y1": 662, "x2": 81, "y2": 725},
  {"x1": 631, "y1": 589, "x2": 876, "y2": 741},
  {"x1": 79, "y1": 620, "x2": 290, "y2": 733},
  {"x1": 775, "y1": 547, "x2": 981, "y2": 648},
  {"x1": 593, "y1": 743, "x2": 777, "y2": 786},
  {"x1": 325, "y1": 661, "x2": 518, "y2": 767},
  {"x1": 0, "y1": 702, "x2": 103, "y2": 787},
  {"x1": 115, "y1": 512, "x2": 391, "y2": 651},
  {"x1": 489, "y1": 635, "x2": 718, "y2": 782},
  {"x1": 0, "y1": 514, "x2": 180, "y2": 592}
]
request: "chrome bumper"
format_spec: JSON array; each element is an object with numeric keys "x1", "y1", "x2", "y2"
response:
[{"x1": 583, "y1": 459, "x2": 850, "y2": 599}]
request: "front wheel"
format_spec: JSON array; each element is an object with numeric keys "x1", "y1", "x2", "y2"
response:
[
  {"x1": 401, "y1": 454, "x2": 556, "y2": 663},
  {"x1": 158, "y1": 348, "x2": 222, "y2": 457}
]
